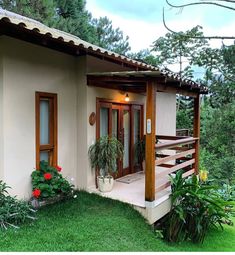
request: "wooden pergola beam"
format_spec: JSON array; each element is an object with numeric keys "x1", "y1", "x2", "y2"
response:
[
  {"x1": 87, "y1": 74, "x2": 166, "y2": 84},
  {"x1": 87, "y1": 76, "x2": 202, "y2": 97},
  {"x1": 145, "y1": 81, "x2": 156, "y2": 202}
]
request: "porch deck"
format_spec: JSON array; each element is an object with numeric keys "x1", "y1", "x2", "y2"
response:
[
  {"x1": 88, "y1": 135, "x2": 198, "y2": 224},
  {"x1": 88, "y1": 167, "x2": 171, "y2": 208}
]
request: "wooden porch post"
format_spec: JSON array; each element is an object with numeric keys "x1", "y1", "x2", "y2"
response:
[
  {"x1": 145, "y1": 81, "x2": 156, "y2": 202},
  {"x1": 193, "y1": 94, "x2": 200, "y2": 175}
]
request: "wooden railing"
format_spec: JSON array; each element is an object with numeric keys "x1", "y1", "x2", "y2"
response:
[{"x1": 155, "y1": 135, "x2": 198, "y2": 193}]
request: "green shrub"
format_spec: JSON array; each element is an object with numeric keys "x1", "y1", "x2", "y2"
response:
[
  {"x1": 217, "y1": 183, "x2": 235, "y2": 202},
  {"x1": 0, "y1": 180, "x2": 36, "y2": 230},
  {"x1": 31, "y1": 161, "x2": 74, "y2": 200},
  {"x1": 160, "y1": 171, "x2": 234, "y2": 243}
]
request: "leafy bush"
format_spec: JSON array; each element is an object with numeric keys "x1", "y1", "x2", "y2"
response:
[
  {"x1": 160, "y1": 171, "x2": 234, "y2": 243},
  {"x1": 200, "y1": 101, "x2": 235, "y2": 184},
  {"x1": 0, "y1": 180, "x2": 36, "y2": 230},
  {"x1": 31, "y1": 161, "x2": 74, "y2": 200}
]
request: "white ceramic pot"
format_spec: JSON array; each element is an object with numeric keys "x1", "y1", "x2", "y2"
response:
[{"x1": 97, "y1": 176, "x2": 114, "y2": 192}]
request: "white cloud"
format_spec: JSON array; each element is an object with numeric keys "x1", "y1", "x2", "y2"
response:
[{"x1": 86, "y1": 1, "x2": 235, "y2": 52}]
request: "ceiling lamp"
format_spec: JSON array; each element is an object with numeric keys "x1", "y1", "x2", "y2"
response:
[{"x1": 124, "y1": 93, "x2": 130, "y2": 102}]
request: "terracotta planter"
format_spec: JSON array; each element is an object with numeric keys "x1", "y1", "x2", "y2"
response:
[
  {"x1": 97, "y1": 176, "x2": 114, "y2": 192},
  {"x1": 30, "y1": 194, "x2": 71, "y2": 209}
]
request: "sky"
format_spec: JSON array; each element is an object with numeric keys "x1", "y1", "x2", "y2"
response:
[{"x1": 86, "y1": 0, "x2": 235, "y2": 52}]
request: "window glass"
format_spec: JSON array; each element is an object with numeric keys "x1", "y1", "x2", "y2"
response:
[
  {"x1": 40, "y1": 99, "x2": 49, "y2": 145},
  {"x1": 40, "y1": 151, "x2": 49, "y2": 162}
]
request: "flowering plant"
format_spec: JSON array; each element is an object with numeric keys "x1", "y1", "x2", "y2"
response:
[
  {"x1": 199, "y1": 169, "x2": 208, "y2": 182},
  {"x1": 31, "y1": 161, "x2": 74, "y2": 200}
]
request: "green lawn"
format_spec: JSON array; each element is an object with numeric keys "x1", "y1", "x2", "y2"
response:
[{"x1": 0, "y1": 191, "x2": 234, "y2": 252}]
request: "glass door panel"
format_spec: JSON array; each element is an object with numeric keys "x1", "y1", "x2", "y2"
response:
[
  {"x1": 133, "y1": 109, "x2": 141, "y2": 165},
  {"x1": 100, "y1": 107, "x2": 109, "y2": 137},
  {"x1": 123, "y1": 109, "x2": 130, "y2": 169},
  {"x1": 112, "y1": 109, "x2": 118, "y2": 138}
]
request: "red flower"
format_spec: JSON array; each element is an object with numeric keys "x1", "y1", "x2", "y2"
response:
[
  {"x1": 55, "y1": 165, "x2": 62, "y2": 172},
  {"x1": 32, "y1": 189, "x2": 41, "y2": 198},
  {"x1": 44, "y1": 173, "x2": 52, "y2": 180}
]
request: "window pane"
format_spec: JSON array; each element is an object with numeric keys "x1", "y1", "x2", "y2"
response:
[
  {"x1": 40, "y1": 100, "x2": 49, "y2": 145},
  {"x1": 123, "y1": 110, "x2": 130, "y2": 169},
  {"x1": 40, "y1": 151, "x2": 49, "y2": 162},
  {"x1": 100, "y1": 107, "x2": 108, "y2": 137},
  {"x1": 112, "y1": 109, "x2": 118, "y2": 138}
]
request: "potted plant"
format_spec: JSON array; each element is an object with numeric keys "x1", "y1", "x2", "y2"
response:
[
  {"x1": 135, "y1": 137, "x2": 145, "y2": 172},
  {"x1": 88, "y1": 135, "x2": 124, "y2": 192},
  {"x1": 31, "y1": 161, "x2": 74, "y2": 208},
  {"x1": 135, "y1": 136, "x2": 160, "y2": 172}
]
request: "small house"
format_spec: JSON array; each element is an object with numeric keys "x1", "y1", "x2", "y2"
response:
[{"x1": 0, "y1": 9, "x2": 207, "y2": 223}]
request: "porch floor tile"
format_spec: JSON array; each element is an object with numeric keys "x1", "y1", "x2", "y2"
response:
[{"x1": 87, "y1": 168, "x2": 171, "y2": 208}]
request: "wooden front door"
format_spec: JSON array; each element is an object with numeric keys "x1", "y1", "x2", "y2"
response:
[{"x1": 97, "y1": 100, "x2": 143, "y2": 178}]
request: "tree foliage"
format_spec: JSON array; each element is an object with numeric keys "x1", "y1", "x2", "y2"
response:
[
  {"x1": 152, "y1": 25, "x2": 209, "y2": 78},
  {"x1": 176, "y1": 96, "x2": 193, "y2": 131},
  {"x1": 201, "y1": 101, "x2": 235, "y2": 184},
  {"x1": 92, "y1": 16, "x2": 131, "y2": 55},
  {"x1": 52, "y1": 0, "x2": 97, "y2": 43},
  {"x1": 150, "y1": 23, "x2": 235, "y2": 184},
  {"x1": 0, "y1": 0, "x2": 55, "y2": 23},
  {"x1": 0, "y1": 0, "x2": 131, "y2": 53},
  {"x1": 128, "y1": 49, "x2": 160, "y2": 66}
]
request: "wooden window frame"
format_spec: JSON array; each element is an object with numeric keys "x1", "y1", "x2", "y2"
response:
[{"x1": 35, "y1": 92, "x2": 58, "y2": 169}]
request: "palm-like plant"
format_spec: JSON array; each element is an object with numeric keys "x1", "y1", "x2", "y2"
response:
[
  {"x1": 161, "y1": 171, "x2": 234, "y2": 243},
  {"x1": 88, "y1": 136, "x2": 124, "y2": 177},
  {"x1": 135, "y1": 138, "x2": 145, "y2": 165}
]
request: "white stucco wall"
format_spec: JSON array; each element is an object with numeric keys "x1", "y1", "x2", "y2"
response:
[
  {"x1": 156, "y1": 92, "x2": 176, "y2": 136},
  {"x1": 1, "y1": 37, "x2": 78, "y2": 199}
]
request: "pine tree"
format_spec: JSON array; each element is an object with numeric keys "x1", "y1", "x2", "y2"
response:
[
  {"x1": 53, "y1": 0, "x2": 97, "y2": 43},
  {"x1": 0, "y1": 0, "x2": 56, "y2": 24},
  {"x1": 92, "y1": 16, "x2": 131, "y2": 55}
]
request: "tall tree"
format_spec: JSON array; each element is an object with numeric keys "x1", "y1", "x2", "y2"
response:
[
  {"x1": 152, "y1": 25, "x2": 208, "y2": 79},
  {"x1": 0, "y1": 0, "x2": 131, "y2": 51},
  {"x1": 128, "y1": 49, "x2": 160, "y2": 66},
  {"x1": 53, "y1": 0, "x2": 97, "y2": 43},
  {"x1": 0, "y1": 0, "x2": 56, "y2": 24},
  {"x1": 92, "y1": 16, "x2": 131, "y2": 55}
]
